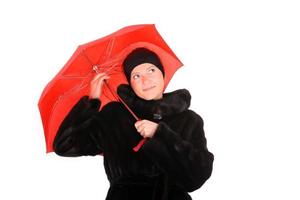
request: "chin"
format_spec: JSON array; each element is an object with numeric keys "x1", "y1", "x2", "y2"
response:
[
  {"x1": 141, "y1": 96, "x2": 155, "y2": 101},
  {"x1": 136, "y1": 88, "x2": 163, "y2": 100},
  {"x1": 144, "y1": 94, "x2": 163, "y2": 100},
  {"x1": 138, "y1": 93, "x2": 157, "y2": 101}
]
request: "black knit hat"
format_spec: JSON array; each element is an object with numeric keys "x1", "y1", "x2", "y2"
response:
[{"x1": 123, "y1": 48, "x2": 164, "y2": 82}]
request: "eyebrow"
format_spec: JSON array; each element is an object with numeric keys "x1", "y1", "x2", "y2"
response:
[
  {"x1": 147, "y1": 65, "x2": 155, "y2": 70},
  {"x1": 131, "y1": 71, "x2": 139, "y2": 77}
]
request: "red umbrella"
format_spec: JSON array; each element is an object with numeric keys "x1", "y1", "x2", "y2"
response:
[{"x1": 38, "y1": 24, "x2": 183, "y2": 153}]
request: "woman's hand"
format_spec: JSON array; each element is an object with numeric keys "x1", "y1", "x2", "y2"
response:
[
  {"x1": 89, "y1": 73, "x2": 110, "y2": 99},
  {"x1": 135, "y1": 120, "x2": 159, "y2": 138}
]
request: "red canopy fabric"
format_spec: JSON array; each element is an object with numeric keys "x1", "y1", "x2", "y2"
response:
[{"x1": 38, "y1": 24, "x2": 183, "y2": 153}]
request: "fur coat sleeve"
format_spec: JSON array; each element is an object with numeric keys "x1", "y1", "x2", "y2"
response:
[
  {"x1": 141, "y1": 111, "x2": 214, "y2": 192},
  {"x1": 53, "y1": 96, "x2": 104, "y2": 156}
]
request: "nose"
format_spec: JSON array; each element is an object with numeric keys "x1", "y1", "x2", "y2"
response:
[{"x1": 141, "y1": 75, "x2": 151, "y2": 84}]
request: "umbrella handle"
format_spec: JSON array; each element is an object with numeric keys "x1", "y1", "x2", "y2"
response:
[{"x1": 133, "y1": 138, "x2": 147, "y2": 152}]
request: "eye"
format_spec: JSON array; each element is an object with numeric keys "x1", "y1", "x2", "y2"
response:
[
  {"x1": 148, "y1": 68, "x2": 155, "y2": 73},
  {"x1": 132, "y1": 74, "x2": 140, "y2": 80}
]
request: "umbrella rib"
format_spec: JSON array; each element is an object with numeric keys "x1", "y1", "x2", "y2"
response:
[
  {"x1": 81, "y1": 49, "x2": 94, "y2": 67},
  {"x1": 106, "y1": 38, "x2": 115, "y2": 58},
  {"x1": 101, "y1": 64, "x2": 119, "y2": 74},
  {"x1": 60, "y1": 75, "x2": 89, "y2": 79},
  {"x1": 96, "y1": 37, "x2": 115, "y2": 65},
  {"x1": 105, "y1": 71, "x2": 121, "y2": 76},
  {"x1": 81, "y1": 39, "x2": 120, "y2": 76}
]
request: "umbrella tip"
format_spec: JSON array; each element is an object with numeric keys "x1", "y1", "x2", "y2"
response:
[{"x1": 93, "y1": 65, "x2": 99, "y2": 73}]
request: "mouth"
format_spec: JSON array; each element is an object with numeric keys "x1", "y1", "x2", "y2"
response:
[{"x1": 143, "y1": 86, "x2": 156, "y2": 92}]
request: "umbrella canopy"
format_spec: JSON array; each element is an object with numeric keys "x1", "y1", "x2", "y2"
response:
[{"x1": 38, "y1": 24, "x2": 183, "y2": 153}]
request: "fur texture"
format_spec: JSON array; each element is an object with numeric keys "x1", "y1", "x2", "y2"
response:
[{"x1": 53, "y1": 84, "x2": 214, "y2": 200}]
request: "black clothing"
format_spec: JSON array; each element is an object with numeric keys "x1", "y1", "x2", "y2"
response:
[{"x1": 53, "y1": 84, "x2": 214, "y2": 200}]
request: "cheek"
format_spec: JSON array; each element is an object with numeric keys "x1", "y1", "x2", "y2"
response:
[
  {"x1": 130, "y1": 79, "x2": 138, "y2": 88},
  {"x1": 155, "y1": 74, "x2": 165, "y2": 88},
  {"x1": 130, "y1": 81, "x2": 142, "y2": 94}
]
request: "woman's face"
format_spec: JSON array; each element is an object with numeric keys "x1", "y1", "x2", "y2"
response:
[{"x1": 130, "y1": 63, "x2": 164, "y2": 100}]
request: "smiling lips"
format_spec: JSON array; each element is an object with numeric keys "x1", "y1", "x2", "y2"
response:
[{"x1": 143, "y1": 86, "x2": 156, "y2": 92}]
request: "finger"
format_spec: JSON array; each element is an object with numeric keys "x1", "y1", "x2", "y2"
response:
[
  {"x1": 136, "y1": 125, "x2": 143, "y2": 133},
  {"x1": 91, "y1": 73, "x2": 107, "y2": 83},
  {"x1": 134, "y1": 121, "x2": 141, "y2": 129},
  {"x1": 99, "y1": 75, "x2": 110, "y2": 83},
  {"x1": 142, "y1": 129, "x2": 149, "y2": 138},
  {"x1": 135, "y1": 122, "x2": 145, "y2": 130},
  {"x1": 94, "y1": 76, "x2": 110, "y2": 89},
  {"x1": 140, "y1": 129, "x2": 146, "y2": 137},
  {"x1": 139, "y1": 120, "x2": 147, "y2": 125},
  {"x1": 93, "y1": 72, "x2": 106, "y2": 80}
]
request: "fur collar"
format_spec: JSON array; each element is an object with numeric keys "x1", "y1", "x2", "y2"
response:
[{"x1": 117, "y1": 84, "x2": 191, "y2": 121}]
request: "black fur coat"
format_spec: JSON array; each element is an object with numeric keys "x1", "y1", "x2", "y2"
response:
[{"x1": 53, "y1": 84, "x2": 214, "y2": 200}]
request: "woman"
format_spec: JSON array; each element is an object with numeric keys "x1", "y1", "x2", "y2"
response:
[{"x1": 53, "y1": 48, "x2": 214, "y2": 200}]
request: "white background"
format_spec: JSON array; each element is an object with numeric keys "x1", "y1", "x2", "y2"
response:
[{"x1": 1, "y1": 0, "x2": 299, "y2": 199}]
